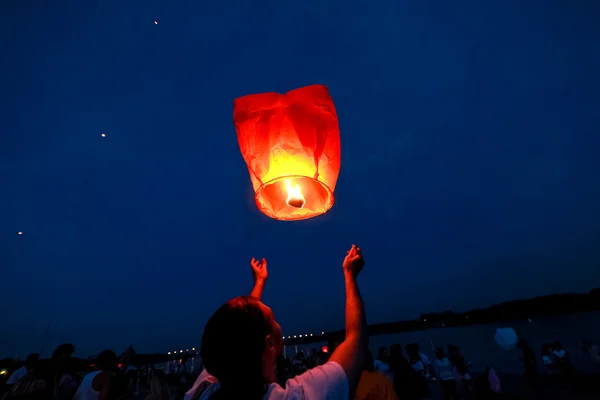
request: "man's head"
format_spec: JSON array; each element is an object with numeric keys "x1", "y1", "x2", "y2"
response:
[
  {"x1": 435, "y1": 348, "x2": 445, "y2": 360},
  {"x1": 201, "y1": 296, "x2": 282, "y2": 390},
  {"x1": 25, "y1": 353, "x2": 40, "y2": 370},
  {"x1": 52, "y1": 343, "x2": 75, "y2": 361},
  {"x1": 96, "y1": 349, "x2": 118, "y2": 372},
  {"x1": 377, "y1": 346, "x2": 389, "y2": 363}
]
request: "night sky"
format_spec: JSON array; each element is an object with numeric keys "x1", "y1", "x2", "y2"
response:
[{"x1": 2, "y1": 1, "x2": 600, "y2": 358}]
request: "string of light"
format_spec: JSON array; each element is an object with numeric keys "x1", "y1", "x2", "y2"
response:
[
  {"x1": 167, "y1": 348, "x2": 196, "y2": 355},
  {"x1": 283, "y1": 332, "x2": 326, "y2": 340}
]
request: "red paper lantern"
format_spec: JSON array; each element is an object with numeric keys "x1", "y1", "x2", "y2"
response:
[{"x1": 233, "y1": 84, "x2": 341, "y2": 221}]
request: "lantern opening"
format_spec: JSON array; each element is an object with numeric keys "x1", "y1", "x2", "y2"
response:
[
  {"x1": 285, "y1": 179, "x2": 306, "y2": 209},
  {"x1": 255, "y1": 175, "x2": 333, "y2": 221}
]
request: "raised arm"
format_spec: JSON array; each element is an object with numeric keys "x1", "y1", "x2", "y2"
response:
[
  {"x1": 249, "y1": 257, "x2": 268, "y2": 300},
  {"x1": 329, "y1": 245, "x2": 368, "y2": 398}
]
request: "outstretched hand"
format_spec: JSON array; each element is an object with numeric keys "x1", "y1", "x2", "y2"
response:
[
  {"x1": 250, "y1": 257, "x2": 268, "y2": 283},
  {"x1": 342, "y1": 244, "x2": 364, "y2": 279}
]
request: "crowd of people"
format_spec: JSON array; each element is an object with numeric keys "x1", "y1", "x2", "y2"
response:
[
  {"x1": 276, "y1": 340, "x2": 502, "y2": 400},
  {"x1": 2, "y1": 245, "x2": 599, "y2": 400}
]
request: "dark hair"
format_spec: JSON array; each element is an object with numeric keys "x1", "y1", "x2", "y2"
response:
[
  {"x1": 25, "y1": 353, "x2": 40, "y2": 369},
  {"x1": 364, "y1": 352, "x2": 375, "y2": 372},
  {"x1": 201, "y1": 296, "x2": 272, "y2": 399},
  {"x1": 377, "y1": 346, "x2": 388, "y2": 361},
  {"x1": 406, "y1": 343, "x2": 419, "y2": 357},
  {"x1": 96, "y1": 350, "x2": 118, "y2": 371},
  {"x1": 52, "y1": 343, "x2": 75, "y2": 360},
  {"x1": 435, "y1": 348, "x2": 445, "y2": 360}
]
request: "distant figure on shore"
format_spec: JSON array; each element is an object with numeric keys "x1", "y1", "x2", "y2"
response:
[
  {"x1": 355, "y1": 352, "x2": 396, "y2": 400},
  {"x1": 185, "y1": 244, "x2": 367, "y2": 400}
]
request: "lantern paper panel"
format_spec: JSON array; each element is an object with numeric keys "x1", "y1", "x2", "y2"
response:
[{"x1": 233, "y1": 84, "x2": 341, "y2": 221}]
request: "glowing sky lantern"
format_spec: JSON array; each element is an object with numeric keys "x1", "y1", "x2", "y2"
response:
[{"x1": 233, "y1": 84, "x2": 341, "y2": 221}]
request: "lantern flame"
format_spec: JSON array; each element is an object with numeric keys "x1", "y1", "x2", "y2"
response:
[{"x1": 285, "y1": 179, "x2": 305, "y2": 209}]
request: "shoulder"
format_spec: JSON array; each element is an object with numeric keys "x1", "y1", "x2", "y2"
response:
[
  {"x1": 271, "y1": 362, "x2": 348, "y2": 400},
  {"x1": 184, "y1": 370, "x2": 219, "y2": 400},
  {"x1": 92, "y1": 371, "x2": 114, "y2": 389}
]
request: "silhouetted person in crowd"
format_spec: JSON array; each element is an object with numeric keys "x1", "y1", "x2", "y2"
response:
[
  {"x1": 405, "y1": 344, "x2": 429, "y2": 400},
  {"x1": 0, "y1": 358, "x2": 19, "y2": 398},
  {"x1": 517, "y1": 339, "x2": 541, "y2": 399},
  {"x1": 1, "y1": 354, "x2": 48, "y2": 400},
  {"x1": 275, "y1": 356, "x2": 292, "y2": 387},
  {"x1": 435, "y1": 348, "x2": 456, "y2": 400},
  {"x1": 474, "y1": 367, "x2": 496, "y2": 400},
  {"x1": 146, "y1": 370, "x2": 171, "y2": 400},
  {"x1": 581, "y1": 337, "x2": 600, "y2": 365},
  {"x1": 355, "y1": 352, "x2": 396, "y2": 400},
  {"x1": 389, "y1": 344, "x2": 417, "y2": 400},
  {"x1": 292, "y1": 352, "x2": 307, "y2": 376},
  {"x1": 184, "y1": 244, "x2": 367, "y2": 400},
  {"x1": 51, "y1": 343, "x2": 78, "y2": 400},
  {"x1": 540, "y1": 344, "x2": 554, "y2": 374},
  {"x1": 448, "y1": 345, "x2": 472, "y2": 397},
  {"x1": 551, "y1": 342, "x2": 574, "y2": 376},
  {"x1": 73, "y1": 349, "x2": 118, "y2": 400},
  {"x1": 5, "y1": 354, "x2": 39, "y2": 389},
  {"x1": 374, "y1": 347, "x2": 392, "y2": 381}
]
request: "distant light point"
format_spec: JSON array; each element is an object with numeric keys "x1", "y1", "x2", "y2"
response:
[
  {"x1": 18, "y1": 231, "x2": 23, "y2": 235},
  {"x1": 101, "y1": 133, "x2": 106, "y2": 137},
  {"x1": 154, "y1": 20, "x2": 158, "y2": 25}
]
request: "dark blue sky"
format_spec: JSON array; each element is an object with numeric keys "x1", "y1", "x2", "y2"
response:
[{"x1": 1, "y1": 1, "x2": 599, "y2": 358}]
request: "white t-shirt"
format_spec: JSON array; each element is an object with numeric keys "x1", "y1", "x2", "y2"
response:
[
  {"x1": 419, "y1": 352, "x2": 430, "y2": 366},
  {"x1": 73, "y1": 371, "x2": 101, "y2": 400},
  {"x1": 434, "y1": 358, "x2": 454, "y2": 380},
  {"x1": 184, "y1": 361, "x2": 348, "y2": 400},
  {"x1": 7, "y1": 367, "x2": 27, "y2": 384}
]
